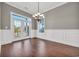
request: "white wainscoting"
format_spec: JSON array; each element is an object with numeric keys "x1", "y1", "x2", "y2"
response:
[
  {"x1": 0, "y1": 30, "x2": 2, "y2": 53},
  {"x1": 36, "y1": 29, "x2": 79, "y2": 47},
  {"x1": 1, "y1": 29, "x2": 79, "y2": 48},
  {"x1": 0, "y1": 30, "x2": 2, "y2": 44},
  {"x1": 1, "y1": 30, "x2": 14, "y2": 45},
  {"x1": 1, "y1": 30, "x2": 35, "y2": 45}
]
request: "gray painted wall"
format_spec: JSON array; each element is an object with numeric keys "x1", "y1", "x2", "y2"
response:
[
  {"x1": 32, "y1": 18, "x2": 37, "y2": 29},
  {"x1": 1, "y1": 2, "x2": 79, "y2": 30},
  {"x1": 0, "y1": 3, "x2": 2, "y2": 29},
  {"x1": 1, "y1": 3, "x2": 34, "y2": 30},
  {"x1": 44, "y1": 2, "x2": 79, "y2": 29}
]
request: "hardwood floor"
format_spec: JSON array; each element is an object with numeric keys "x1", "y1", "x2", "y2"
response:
[{"x1": 1, "y1": 38, "x2": 79, "y2": 57}]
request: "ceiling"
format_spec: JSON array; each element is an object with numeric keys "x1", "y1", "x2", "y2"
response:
[{"x1": 5, "y1": 2, "x2": 67, "y2": 15}]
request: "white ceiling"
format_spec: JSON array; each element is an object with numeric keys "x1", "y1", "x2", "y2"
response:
[{"x1": 5, "y1": 2, "x2": 67, "y2": 15}]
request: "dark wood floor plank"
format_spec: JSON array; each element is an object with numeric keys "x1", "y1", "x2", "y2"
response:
[{"x1": 1, "y1": 38, "x2": 79, "y2": 57}]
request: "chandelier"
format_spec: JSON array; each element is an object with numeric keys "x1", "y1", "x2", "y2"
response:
[{"x1": 32, "y1": 2, "x2": 45, "y2": 21}]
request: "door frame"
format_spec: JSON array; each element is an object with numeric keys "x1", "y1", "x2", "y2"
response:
[{"x1": 10, "y1": 12, "x2": 32, "y2": 41}]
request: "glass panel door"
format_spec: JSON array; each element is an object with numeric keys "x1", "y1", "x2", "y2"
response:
[{"x1": 11, "y1": 12, "x2": 32, "y2": 38}]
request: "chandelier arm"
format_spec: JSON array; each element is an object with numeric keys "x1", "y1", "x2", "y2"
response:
[{"x1": 32, "y1": 2, "x2": 45, "y2": 21}]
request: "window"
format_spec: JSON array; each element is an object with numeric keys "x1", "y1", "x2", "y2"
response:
[
  {"x1": 39, "y1": 18, "x2": 45, "y2": 33},
  {"x1": 11, "y1": 13, "x2": 31, "y2": 37}
]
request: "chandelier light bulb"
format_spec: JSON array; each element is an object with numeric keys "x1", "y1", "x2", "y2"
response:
[
  {"x1": 37, "y1": 13, "x2": 41, "y2": 15},
  {"x1": 32, "y1": 2, "x2": 45, "y2": 21},
  {"x1": 33, "y1": 15, "x2": 35, "y2": 17}
]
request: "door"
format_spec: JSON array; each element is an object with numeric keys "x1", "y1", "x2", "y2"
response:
[{"x1": 11, "y1": 12, "x2": 32, "y2": 40}]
